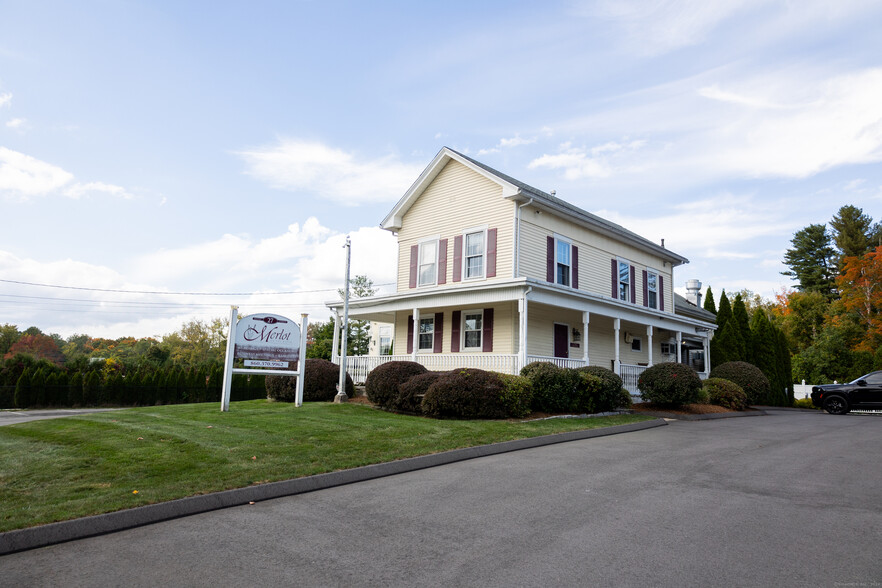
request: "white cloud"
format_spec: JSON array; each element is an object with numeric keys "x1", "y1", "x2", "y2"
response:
[
  {"x1": 478, "y1": 134, "x2": 536, "y2": 156},
  {"x1": 0, "y1": 92, "x2": 11, "y2": 108},
  {"x1": 528, "y1": 139, "x2": 647, "y2": 179},
  {"x1": 63, "y1": 181, "x2": 135, "y2": 200},
  {"x1": 0, "y1": 146, "x2": 74, "y2": 198},
  {"x1": 235, "y1": 139, "x2": 423, "y2": 205},
  {"x1": 6, "y1": 117, "x2": 26, "y2": 129}
]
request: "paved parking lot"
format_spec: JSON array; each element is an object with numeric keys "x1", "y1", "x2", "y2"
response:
[{"x1": 2, "y1": 410, "x2": 880, "y2": 587}]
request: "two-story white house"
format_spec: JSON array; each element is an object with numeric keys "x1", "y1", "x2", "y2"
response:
[{"x1": 328, "y1": 147, "x2": 716, "y2": 393}]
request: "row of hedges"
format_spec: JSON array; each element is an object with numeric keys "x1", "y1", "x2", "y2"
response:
[
  {"x1": 636, "y1": 360, "x2": 768, "y2": 410},
  {"x1": 2, "y1": 365, "x2": 267, "y2": 409},
  {"x1": 265, "y1": 359, "x2": 354, "y2": 402},
  {"x1": 363, "y1": 361, "x2": 631, "y2": 419}
]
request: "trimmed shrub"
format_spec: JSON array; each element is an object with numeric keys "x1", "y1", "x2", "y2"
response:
[
  {"x1": 793, "y1": 398, "x2": 819, "y2": 410},
  {"x1": 703, "y1": 378, "x2": 747, "y2": 410},
  {"x1": 520, "y1": 362, "x2": 578, "y2": 413},
  {"x1": 574, "y1": 366, "x2": 629, "y2": 412},
  {"x1": 422, "y1": 368, "x2": 507, "y2": 419},
  {"x1": 637, "y1": 362, "x2": 703, "y2": 406},
  {"x1": 709, "y1": 361, "x2": 770, "y2": 405},
  {"x1": 266, "y1": 358, "x2": 354, "y2": 402},
  {"x1": 395, "y1": 371, "x2": 446, "y2": 414},
  {"x1": 571, "y1": 372, "x2": 601, "y2": 414},
  {"x1": 497, "y1": 374, "x2": 534, "y2": 418},
  {"x1": 365, "y1": 361, "x2": 427, "y2": 409}
]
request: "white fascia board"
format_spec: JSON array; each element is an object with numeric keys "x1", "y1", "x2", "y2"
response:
[{"x1": 380, "y1": 147, "x2": 520, "y2": 231}]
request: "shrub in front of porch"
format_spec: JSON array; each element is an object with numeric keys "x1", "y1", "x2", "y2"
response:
[
  {"x1": 637, "y1": 362, "x2": 703, "y2": 406},
  {"x1": 574, "y1": 366, "x2": 632, "y2": 411},
  {"x1": 702, "y1": 378, "x2": 748, "y2": 410},
  {"x1": 520, "y1": 362, "x2": 579, "y2": 413},
  {"x1": 709, "y1": 361, "x2": 770, "y2": 405},
  {"x1": 365, "y1": 361, "x2": 428, "y2": 409},
  {"x1": 265, "y1": 358, "x2": 354, "y2": 402},
  {"x1": 395, "y1": 371, "x2": 446, "y2": 414},
  {"x1": 421, "y1": 368, "x2": 507, "y2": 419},
  {"x1": 497, "y1": 374, "x2": 534, "y2": 418}
]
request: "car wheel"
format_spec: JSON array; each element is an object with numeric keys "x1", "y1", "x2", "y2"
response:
[{"x1": 823, "y1": 395, "x2": 850, "y2": 415}]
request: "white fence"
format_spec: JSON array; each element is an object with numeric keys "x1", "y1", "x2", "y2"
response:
[
  {"x1": 525, "y1": 356, "x2": 587, "y2": 370},
  {"x1": 793, "y1": 379, "x2": 839, "y2": 400}
]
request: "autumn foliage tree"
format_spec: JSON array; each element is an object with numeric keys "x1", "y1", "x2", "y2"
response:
[
  {"x1": 4, "y1": 333, "x2": 65, "y2": 366},
  {"x1": 837, "y1": 246, "x2": 882, "y2": 352}
]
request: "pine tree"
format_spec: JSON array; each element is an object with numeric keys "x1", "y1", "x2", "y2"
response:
[
  {"x1": 703, "y1": 287, "x2": 717, "y2": 314},
  {"x1": 31, "y1": 367, "x2": 46, "y2": 407},
  {"x1": 68, "y1": 371, "x2": 83, "y2": 406},
  {"x1": 83, "y1": 371, "x2": 101, "y2": 406},
  {"x1": 830, "y1": 205, "x2": 875, "y2": 267},
  {"x1": 781, "y1": 224, "x2": 837, "y2": 297},
  {"x1": 716, "y1": 291, "x2": 733, "y2": 331},
  {"x1": 711, "y1": 321, "x2": 741, "y2": 367},
  {"x1": 750, "y1": 310, "x2": 778, "y2": 404},
  {"x1": 14, "y1": 368, "x2": 32, "y2": 408},
  {"x1": 732, "y1": 294, "x2": 753, "y2": 364},
  {"x1": 776, "y1": 328, "x2": 794, "y2": 406}
]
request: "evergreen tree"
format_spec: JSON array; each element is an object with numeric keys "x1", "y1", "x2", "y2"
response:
[
  {"x1": 83, "y1": 371, "x2": 101, "y2": 406},
  {"x1": 14, "y1": 368, "x2": 32, "y2": 408},
  {"x1": 711, "y1": 320, "x2": 741, "y2": 368},
  {"x1": 830, "y1": 205, "x2": 876, "y2": 267},
  {"x1": 703, "y1": 287, "x2": 717, "y2": 314},
  {"x1": 750, "y1": 310, "x2": 778, "y2": 404},
  {"x1": 716, "y1": 291, "x2": 733, "y2": 331},
  {"x1": 249, "y1": 374, "x2": 266, "y2": 400},
  {"x1": 31, "y1": 367, "x2": 46, "y2": 407},
  {"x1": 777, "y1": 328, "x2": 794, "y2": 405},
  {"x1": 68, "y1": 371, "x2": 83, "y2": 406},
  {"x1": 731, "y1": 294, "x2": 753, "y2": 364},
  {"x1": 781, "y1": 224, "x2": 837, "y2": 297},
  {"x1": 207, "y1": 366, "x2": 222, "y2": 402}
]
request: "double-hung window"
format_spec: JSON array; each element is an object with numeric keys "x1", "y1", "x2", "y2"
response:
[
  {"x1": 379, "y1": 326, "x2": 392, "y2": 355},
  {"x1": 646, "y1": 271, "x2": 658, "y2": 309},
  {"x1": 556, "y1": 238, "x2": 572, "y2": 287},
  {"x1": 464, "y1": 230, "x2": 485, "y2": 280},
  {"x1": 463, "y1": 311, "x2": 483, "y2": 350},
  {"x1": 618, "y1": 260, "x2": 630, "y2": 302},
  {"x1": 418, "y1": 317, "x2": 434, "y2": 350},
  {"x1": 418, "y1": 240, "x2": 438, "y2": 287}
]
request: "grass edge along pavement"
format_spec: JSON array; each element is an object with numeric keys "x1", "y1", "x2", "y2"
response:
[{"x1": 0, "y1": 401, "x2": 659, "y2": 554}]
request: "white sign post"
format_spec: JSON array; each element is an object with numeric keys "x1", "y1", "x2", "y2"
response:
[{"x1": 220, "y1": 306, "x2": 309, "y2": 411}]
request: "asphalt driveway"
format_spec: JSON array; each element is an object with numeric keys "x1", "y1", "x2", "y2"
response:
[{"x1": 2, "y1": 410, "x2": 879, "y2": 587}]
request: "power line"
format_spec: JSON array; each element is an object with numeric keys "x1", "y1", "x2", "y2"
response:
[{"x1": 0, "y1": 278, "x2": 394, "y2": 296}]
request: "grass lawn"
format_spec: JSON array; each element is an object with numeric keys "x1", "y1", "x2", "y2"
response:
[{"x1": 0, "y1": 400, "x2": 653, "y2": 533}]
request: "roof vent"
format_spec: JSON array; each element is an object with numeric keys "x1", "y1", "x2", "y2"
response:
[
  {"x1": 549, "y1": 190, "x2": 556, "y2": 197},
  {"x1": 685, "y1": 279, "x2": 702, "y2": 307}
]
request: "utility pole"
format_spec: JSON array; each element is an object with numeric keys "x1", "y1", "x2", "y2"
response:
[{"x1": 335, "y1": 236, "x2": 351, "y2": 403}]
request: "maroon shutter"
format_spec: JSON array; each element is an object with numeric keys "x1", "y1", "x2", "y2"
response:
[
  {"x1": 547, "y1": 236, "x2": 555, "y2": 282},
  {"x1": 659, "y1": 276, "x2": 665, "y2": 311},
  {"x1": 630, "y1": 266, "x2": 636, "y2": 304},
  {"x1": 409, "y1": 245, "x2": 418, "y2": 289},
  {"x1": 452, "y1": 235, "x2": 463, "y2": 282},
  {"x1": 406, "y1": 315, "x2": 414, "y2": 354},
  {"x1": 482, "y1": 308, "x2": 494, "y2": 352},
  {"x1": 642, "y1": 270, "x2": 649, "y2": 307},
  {"x1": 451, "y1": 310, "x2": 461, "y2": 352},
  {"x1": 572, "y1": 246, "x2": 579, "y2": 289},
  {"x1": 433, "y1": 312, "x2": 443, "y2": 353},
  {"x1": 438, "y1": 239, "x2": 448, "y2": 285},
  {"x1": 611, "y1": 259, "x2": 618, "y2": 298},
  {"x1": 486, "y1": 228, "x2": 497, "y2": 278}
]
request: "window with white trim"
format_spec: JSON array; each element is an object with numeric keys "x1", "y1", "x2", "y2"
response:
[
  {"x1": 463, "y1": 311, "x2": 483, "y2": 350},
  {"x1": 418, "y1": 317, "x2": 434, "y2": 350},
  {"x1": 647, "y1": 270, "x2": 658, "y2": 309},
  {"x1": 418, "y1": 240, "x2": 438, "y2": 287},
  {"x1": 464, "y1": 230, "x2": 485, "y2": 280},
  {"x1": 379, "y1": 326, "x2": 392, "y2": 355},
  {"x1": 618, "y1": 260, "x2": 630, "y2": 302},
  {"x1": 631, "y1": 338, "x2": 642, "y2": 352},
  {"x1": 556, "y1": 238, "x2": 571, "y2": 287}
]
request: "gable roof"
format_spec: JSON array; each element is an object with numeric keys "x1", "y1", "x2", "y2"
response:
[
  {"x1": 674, "y1": 292, "x2": 718, "y2": 323},
  {"x1": 381, "y1": 147, "x2": 689, "y2": 266}
]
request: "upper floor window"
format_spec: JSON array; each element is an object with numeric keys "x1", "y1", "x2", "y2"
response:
[
  {"x1": 556, "y1": 239, "x2": 571, "y2": 287},
  {"x1": 647, "y1": 271, "x2": 658, "y2": 309},
  {"x1": 418, "y1": 240, "x2": 438, "y2": 287},
  {"x1": 618, "y1": 261, "x2": 630, "y2": 302},
  {"x1": 463, "y1": 311, "x2": 483, "y2": 350},
  {"x1": 464, "y1": 230, "x2": 485, "y2": 280},
  {"x1": 418, "y1": 317, "x2": 434, "y2": 350}
]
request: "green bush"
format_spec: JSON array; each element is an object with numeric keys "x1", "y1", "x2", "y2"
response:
[
  {"x1": 703, "y1": 377, "x2": 748, "y2": 410},
  {"x1": 422, "y1": 368, "x2": 507, "y2": 419},
  {"x1": 497, "y1": 374, "x2": 534, "y2": 418},
  {"x1": 574, "y1": 366, "x2": 629, "y2": 412},
  {"x1": 365, "y1": 361, "x2": 427, "y2": 409},
  {"x1": 637, "y1": 362, "x2": 703, "y2": 406},
  {"x1": 570, "y1": 372, "x2": 601, "y2": 414},
  {"x1": 709, "y1": 361, "x2": 770, "y2": 405},
  {"x1": 793, "y1": 398, "x2": 819, "y2": 410},
  {"x1": 395, "y1": 371, "x2": 446, "y2": 414},
  {"x1": 520, "y1": 362, "x2": 578, "y2": 413},
  {"x1": 265, "y1": 358, "x2": 354, "y2": 402}
]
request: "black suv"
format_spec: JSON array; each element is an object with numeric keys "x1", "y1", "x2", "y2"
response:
[{"x1": 811, "y1": 371, "x2": 882, "y2": 414}]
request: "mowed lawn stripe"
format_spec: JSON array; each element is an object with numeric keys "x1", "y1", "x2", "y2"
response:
[{"x1": 0, "y1": 400, "x2": 652, "y2": 532}]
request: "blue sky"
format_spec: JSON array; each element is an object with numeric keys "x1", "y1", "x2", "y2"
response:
[{"x1": 2, "y1": 0, "x2": 882, "y2": 339}]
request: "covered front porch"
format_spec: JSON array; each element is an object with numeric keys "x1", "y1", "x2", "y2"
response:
[{"x1": 328, "y1": 278, "x2": 713, "y2": 395}]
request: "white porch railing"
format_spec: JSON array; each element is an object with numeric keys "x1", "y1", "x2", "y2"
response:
[
  {"x1": 525, "y1": 355, "x2": 588, "y2": 370},
  {"x1": 619, "y1": 363, "x2": 647, "y2": 396},
  {"x1": 342, "y1": 354, "x2": 520, "y2": 384}
]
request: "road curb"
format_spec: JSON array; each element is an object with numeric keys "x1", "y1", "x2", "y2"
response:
[
  {"x1": 0, "y1": 418, "x2": 666, "y2": 556},
  {"x1": 631, "y1": 409, "x2": 768, "y2": 420}
]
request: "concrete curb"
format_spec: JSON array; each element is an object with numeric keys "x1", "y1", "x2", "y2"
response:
[
  {"x1": 0, "y1": 418, "x2": 666, "y2": 556},
  {"x1": 631, "y1": 408, "x2": 768, "y2": 421}
]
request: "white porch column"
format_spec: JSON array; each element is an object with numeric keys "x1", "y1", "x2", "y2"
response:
[
  {"x1": 518, "y1": 295, "x2": 529, "y2": 371},
  {"x1": 411, "y1": 307, "x2": 420, "y2": 362},
  {"x1": 332, "y1": 313, "x2": 341, "y2": 363},
  {"x1": 703, "y1": 333, "x2": 711, "y2": 374},
  {"x1": 646, "y1": 325, "x2": 654, "y2": 366},
  {"x1": 676, "y1": 331, "x2": 682, "y2": 363},
  {"x1": 582, "y1": 311, "x2": 590, "y2": 364},
  {"x1": 613, "y1": 318, "x2": 621, "y2": 373}
]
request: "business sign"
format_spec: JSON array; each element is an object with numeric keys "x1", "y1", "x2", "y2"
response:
[{"x1": 234, "y1": 314, "x2": 301, "y2": 362}]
